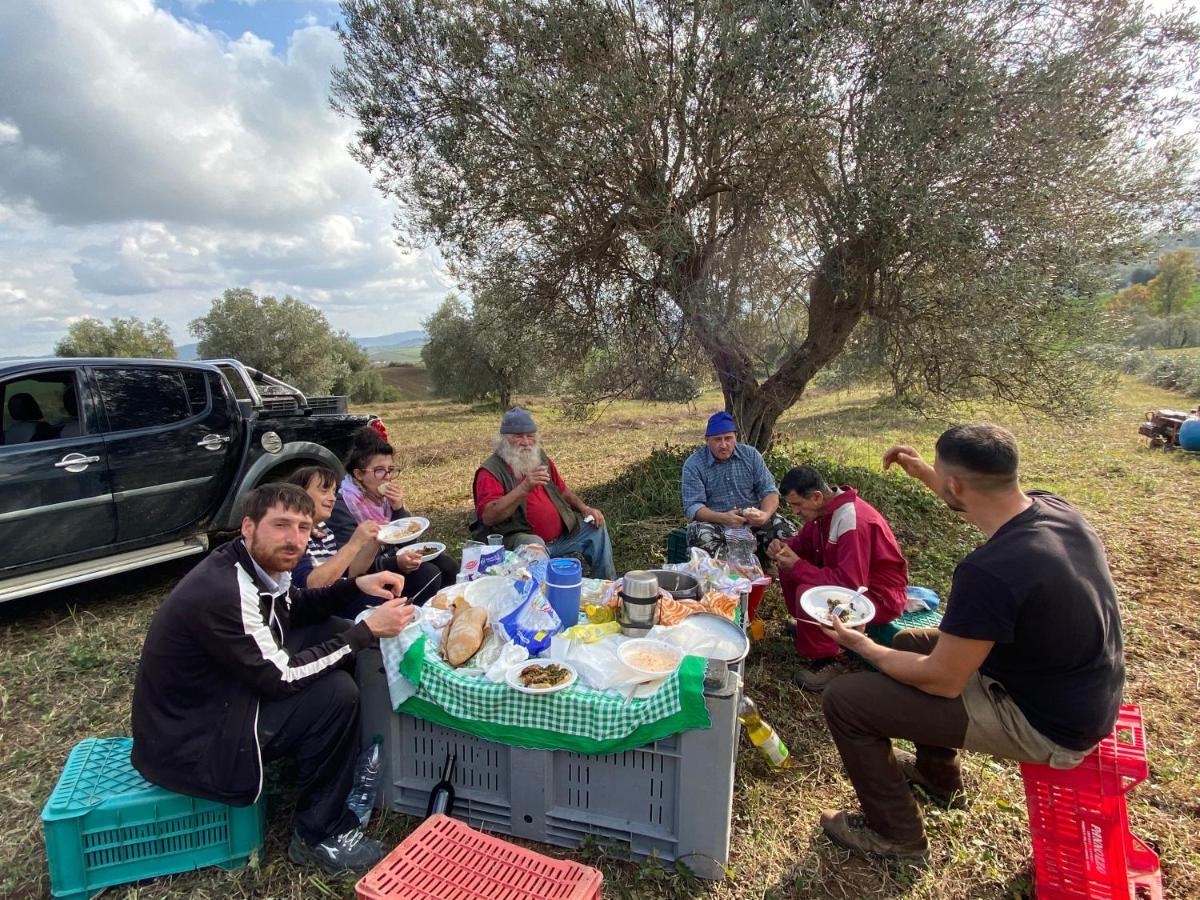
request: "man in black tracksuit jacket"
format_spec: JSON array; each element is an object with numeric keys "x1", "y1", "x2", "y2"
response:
[{"x1": 132, "y1": 483, "x2": 414, "y2": 874}]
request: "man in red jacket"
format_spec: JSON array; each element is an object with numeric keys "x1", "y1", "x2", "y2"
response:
[{"x1": 768, "y1": 466, "x2": 908, "y2": 691}]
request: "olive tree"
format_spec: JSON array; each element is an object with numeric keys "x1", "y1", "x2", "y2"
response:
[
  {"x1": 190, "y1": 287, "x2": 391, "y2": 401},
  {"x1": 422, "y1": 291, "x2": 549, "y2": 408},
  {"x1": 335, "y1": 0, "x2": 1198, "y2": 448},
  {"x1": 55, "y1": 316, "x2": 176, "y2": 359}
]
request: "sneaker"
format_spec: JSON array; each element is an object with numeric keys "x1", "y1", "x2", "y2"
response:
[
  {"x1": 894, "y1": 749, "x2": 969, "y2": 810},
  {"x1": 819, "y1": 809, "x2": 929, "y2": 861},
  {"x1": 791, "y1": 656, "x2": 848, "y2": 692},
  {"x1": 288, "y1": 828, "x2": 388, "y2": 875}
]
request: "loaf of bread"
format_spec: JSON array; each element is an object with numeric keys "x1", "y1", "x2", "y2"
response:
[{"x1": 442, "y1": 596, "x2": 488, "y2": 666}]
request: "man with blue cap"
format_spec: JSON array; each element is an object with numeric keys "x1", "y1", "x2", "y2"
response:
[
  {"x1": 681, "y1": 410, "x2": 796, "y2": 560},
  {"x1": 470, "y1": 407, "x2": 615, "y2": 578}
]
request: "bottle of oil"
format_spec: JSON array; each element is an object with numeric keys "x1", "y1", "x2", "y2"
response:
[{"x1": 737, "y1": 695, "x2": 792, "y2": 769}]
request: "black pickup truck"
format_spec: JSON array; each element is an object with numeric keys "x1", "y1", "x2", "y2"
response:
[{"x1": 0, "y1": 357, "x2": 382, "y2": 603}]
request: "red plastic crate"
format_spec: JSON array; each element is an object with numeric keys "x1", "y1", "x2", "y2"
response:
[
  {"x1": 1020, "y1": 704, "x2": 1162, "y2": 900},
  {"x1": 357, "y1": 815, "x2": 603, "y2": 900}
]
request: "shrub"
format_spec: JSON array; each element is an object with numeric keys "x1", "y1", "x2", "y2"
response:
[{"x1": 590, "y1": 445, "x2": 979, "y2": 593}]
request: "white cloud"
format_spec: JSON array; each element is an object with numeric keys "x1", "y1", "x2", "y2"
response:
[{"x1": 0, "y1": 0, "x2": 450, "y2": 357}]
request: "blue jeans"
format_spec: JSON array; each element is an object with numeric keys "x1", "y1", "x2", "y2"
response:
[{"x1": 511, "y1": 523, "x2": 616, "y2": 580}]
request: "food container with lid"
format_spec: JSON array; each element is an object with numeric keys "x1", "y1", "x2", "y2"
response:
[{"x1": 618, "y1": 570, "x2": 660, "y2": 636}]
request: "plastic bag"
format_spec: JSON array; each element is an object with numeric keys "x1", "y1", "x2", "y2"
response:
[
  {"x1": 416, "y1": 605, "x2": 454, "y2": 649},
  {"x1": 462, "y1": 575, "x2": 526, "y2": 628},
  {"x1": 547, "y1": 634, "x2": 669, "y2": 697},
  {"x1": 497, "y1": 574, "x2": 561, "y2": 656},
  {"x1": 483, "y1": 641, "x2": 529, "y2": 682},
  {"x1": 719, "y1": 537, "x2": 764, "y2": 583},
  {"x1": 477, "y1": 544, "x2": 506, "y2": 575}
]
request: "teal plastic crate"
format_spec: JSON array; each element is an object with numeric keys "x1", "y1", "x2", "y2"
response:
[
  {"x1": 665, "y1": 526, "x2": 689, "y2": 565},
  {"x1": 41, "y1": 737, "x2": 266, "y2": 900},
  {"x1": 866, "y1": 606, "x2": 944, "y2": 646}
]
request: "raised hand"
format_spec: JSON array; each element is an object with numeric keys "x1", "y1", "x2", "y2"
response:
[
  {"x1": 383, "y1": 481, "x2": 407, "y2": 509},
  {"x1": 351, "y1": 520, "x2": 382, "y2": 547},
  {"x1": 882, "y1": 445, "x2": 925, "y2": 478}
]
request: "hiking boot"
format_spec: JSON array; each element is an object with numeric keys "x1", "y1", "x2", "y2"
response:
[
  {"x1": 288, "y1": 827, "x2": 388, "y2": 875},
  {"x1": 894, "y1": 749, "x2": 969, "y2": 810},
  {"x1": 819, "y1": 809, "x2": 930, "y2": 861},
  {"x1": 792, "y1": 655, "x2": 849, "y2": 692}
]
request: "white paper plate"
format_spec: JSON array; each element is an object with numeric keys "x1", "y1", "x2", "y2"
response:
[
  {"x1": 619, "y1": 638, "x2": 684, "y2": 678},
  {"x1": 378, "y1": 516, "x2": 430, "y2": 544},
  {"x1": 407, "y1": 541, "x2": 445, "y2": 562},
  {"x1": 799, "y1": 585, "x2": 875, "y2": 628},
  {"x1": 506, "y1": 660, "x2": 578, "y2": 695}
]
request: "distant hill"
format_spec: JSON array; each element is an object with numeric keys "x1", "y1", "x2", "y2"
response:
[
  {"x1": 356, "y1": 330, "x2": 427, "y2": 349},
  {"x1": 175, "y1": 330, "x2": 427, "y2": 363}
]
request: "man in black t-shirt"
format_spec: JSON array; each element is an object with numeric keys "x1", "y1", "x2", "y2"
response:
[{"x1": 810, "y1": 424, "x2": 1124, "y2": 861}]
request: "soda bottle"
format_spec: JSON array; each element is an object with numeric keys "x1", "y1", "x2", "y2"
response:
[
  {"x1": 425, "y1": 751, "x2": 457, "y2": 818},
  {"x1": 346, "y1": 735, "x2": 384, "y2": 825},
  {"x1": 737, "y1": 695, "x2": 792, "y2": 769}
]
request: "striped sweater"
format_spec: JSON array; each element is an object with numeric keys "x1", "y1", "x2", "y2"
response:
[{"x1": 131, "y1": 537, "x2": 373, "y2": 805}]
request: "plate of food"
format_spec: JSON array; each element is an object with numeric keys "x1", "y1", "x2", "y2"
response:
[
  {"x1": 506, "y1": 660, "x2": 578, "y2": 695},
  {"x1": 799, "y1": 585, "x2": 875, "y2": 629},
  {"x1": 407, "y1": 541, "x2": 446, "y2": 562},
  {"x1": 378, "y1": 516, "x2": 430, "y2": 544},
  {"x1": 619, "y1": 638, "x2": 684, "y2": 678}
]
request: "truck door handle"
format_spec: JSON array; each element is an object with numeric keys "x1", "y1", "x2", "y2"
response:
[
  {"x1": 54, "y1": 453, "x2": 101, "y2": 472},
  {"x1": 197, "y1": 434, "x2": 232, "y2": 450}
]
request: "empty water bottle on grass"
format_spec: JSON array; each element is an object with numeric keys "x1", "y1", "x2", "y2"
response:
[{"x1": 347, "y1": 735, "x2": 383, "y2": 826}]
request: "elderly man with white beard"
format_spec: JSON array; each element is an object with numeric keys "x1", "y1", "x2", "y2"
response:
[{"x1": 470, "y1": 407, "x2": 616, "y2": 578}]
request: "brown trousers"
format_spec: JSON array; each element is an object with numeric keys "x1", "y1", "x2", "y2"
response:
[
  {"x1": 822, "y1": 628, "x2": 1092, "y2": 842},
  {"x1": 821, "y1": 629, "x2": 967, "y2": 841}
]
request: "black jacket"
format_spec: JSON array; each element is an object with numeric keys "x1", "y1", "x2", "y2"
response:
[{"x1": 131, "y1": 538, "x2": 374, "y2": 805}]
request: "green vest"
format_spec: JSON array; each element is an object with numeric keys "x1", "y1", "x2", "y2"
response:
[{"x1": 469, "y1": 451, "x2": 579, "y2": 542}]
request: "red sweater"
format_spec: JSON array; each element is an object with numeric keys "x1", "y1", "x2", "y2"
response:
[{"x1": 782, "y1": 487, "x2": 908, "y2": 622}]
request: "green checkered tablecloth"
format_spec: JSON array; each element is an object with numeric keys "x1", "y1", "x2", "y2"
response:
[{"x1": 389, "y1": 636, "x2": 711, "y2": 755}]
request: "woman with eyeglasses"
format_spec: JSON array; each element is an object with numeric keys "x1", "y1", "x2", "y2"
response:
[{"x1": 324, "y1": 427, "x2": 458, "y2": 608}]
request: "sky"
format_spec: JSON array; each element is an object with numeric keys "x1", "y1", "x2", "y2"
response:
[{"x1": 0, "y1": 0, "x2": 451, "y2": 357}]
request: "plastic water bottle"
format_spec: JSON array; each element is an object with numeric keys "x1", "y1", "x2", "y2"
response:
[{"x1": 347, "y1": 735, "x2": 384, "y2": 825}]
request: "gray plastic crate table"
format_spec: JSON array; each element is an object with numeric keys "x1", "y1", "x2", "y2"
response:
[{"x1": 359, "y1": 655, "x2": 740, "y2": 880}]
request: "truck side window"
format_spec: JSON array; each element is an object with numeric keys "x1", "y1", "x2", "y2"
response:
[
  {"x1": 95, "y1": 368, "x2": 191, "y2": 432},
  {"x1": 1, "y1": 372, "x2": 78, "y2": 445},
  {"x1": 181, "y1": 369, "x2": 209, "y2": 414}
]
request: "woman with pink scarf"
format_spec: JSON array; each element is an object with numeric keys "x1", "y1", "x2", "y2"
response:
[{"x1": 326, "y1": 428, "x2": 458, "y2": 607}]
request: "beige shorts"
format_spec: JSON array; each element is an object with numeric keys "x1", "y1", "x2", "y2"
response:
[{"x1": 960, "y1": 673, "x2": 1092, "y2": 770}]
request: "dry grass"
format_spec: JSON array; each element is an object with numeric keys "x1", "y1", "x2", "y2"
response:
[{"x1": 1, "y1": 379, "x2": 1197, "y2": 899}]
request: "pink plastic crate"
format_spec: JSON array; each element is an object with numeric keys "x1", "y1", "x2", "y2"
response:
[{"x1": 357, "y1": 815, "x2": 603, "y2": 900}]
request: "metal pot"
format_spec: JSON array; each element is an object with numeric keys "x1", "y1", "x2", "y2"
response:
[{"x1": 647, "y1": 569, "x2": 701, "y2": 600}]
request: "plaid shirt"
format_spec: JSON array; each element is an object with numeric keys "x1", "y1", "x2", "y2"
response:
[{"x1": 681, "y1": 443, "x2": 778, "y2": 520}]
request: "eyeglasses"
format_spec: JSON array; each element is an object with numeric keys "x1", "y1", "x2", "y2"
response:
[{"x1": 369, "y1": 466, "x2": 400, "y2": 480}]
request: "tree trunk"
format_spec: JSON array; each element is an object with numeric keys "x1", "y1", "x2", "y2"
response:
[
  {"x1": 724, "y1": 382, "x2": 789, "y2": 452},
  {"x1": 497, "y1": 382, "x2": 512, "y2": 410},
  {"x1": 687, "y1": 236, "x2": 879, "y2": 451}
]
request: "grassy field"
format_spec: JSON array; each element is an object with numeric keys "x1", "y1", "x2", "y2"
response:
[
  {"x1": 2, "y1": 377, "x2": 1198, "y2": 899},
  {"x1": 376, "y1": 362, "x2": 432, "y2": 401}
]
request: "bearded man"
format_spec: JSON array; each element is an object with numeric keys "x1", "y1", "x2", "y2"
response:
[
  {"x1": 470, "y1": 407, "x2": 616, "y2": 578},
  {"x1": 132, "y1": 483, "x2": 415, "y2": 875}
]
